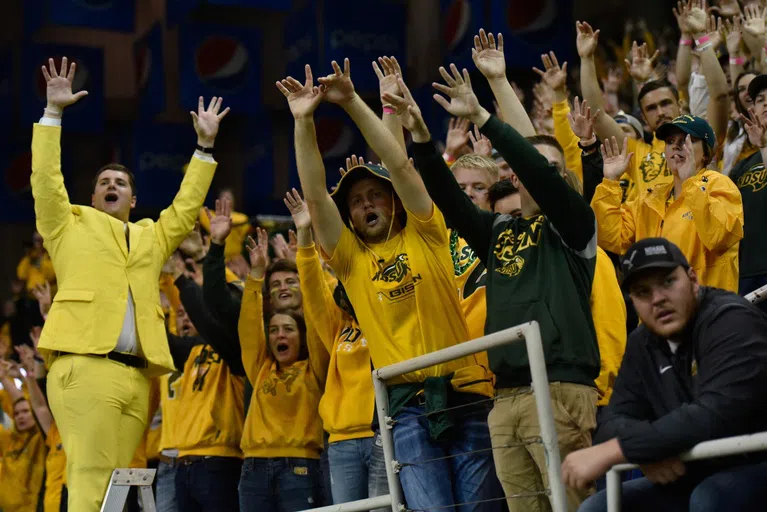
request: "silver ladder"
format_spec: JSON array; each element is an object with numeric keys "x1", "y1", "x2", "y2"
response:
[{"x1": 100, "y1": 468, "x2": 157, "y2": 512}]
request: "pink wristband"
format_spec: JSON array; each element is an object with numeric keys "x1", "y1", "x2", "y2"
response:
[
  {"x1": 694, "y1": 35, "x2": 710, "y2": 46},
  {"x1": 383, "y1": 105, "x2": 395, "y2": 115},
  {"x1": 679, "y1": 38, "x2": 693, "y2": 47},
  {"x1": 730, "y1": 56, "x2": 746, "y2": 65}
]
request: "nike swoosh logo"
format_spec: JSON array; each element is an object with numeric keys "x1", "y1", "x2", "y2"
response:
[{"x1": 660, "y1": 365, "x2": 673, "y2": 374}]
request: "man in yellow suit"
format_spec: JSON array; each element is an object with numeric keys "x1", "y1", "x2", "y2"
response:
[{"x1": 31, "y1": 57, "x2": 230, "y2": 512}]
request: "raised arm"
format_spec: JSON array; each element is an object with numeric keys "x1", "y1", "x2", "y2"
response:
[
  {"x1": 577, "y1": 22, "x2": 626, "y2": 145},
  {"x1": 203, "y1": 199, "x2": 243, "y2": 330},
  {"x1": 319, "y1": 59, "x2": 433, "y2": 220},
  {"x1": 14, "y1": 344, "x2": 53, "y2": 434},
  {"x1": 154, "y1": 97, "x2": 229, "y2": 261},
  {"x1": 383, "y1": 75, "x2": 496, "y2": 259},
  {"x1": 286, "y1": 189, "x2": 341, "y2": 353},
  {"x1": 472, "y1": 29, "x2": 536, "y2": 137},
  {"x1": 434, "y1": 64, "x2": 597, "y2": 252},
  {"x1": 722, "y1": 16, "x2": 745, "y2": 86},
  {"x1": 694, "y1": 16, "x2": 730, "y2": 144},
  {"x1": 32, "y1": 58, "x2": 88, "y2": 242},
  {"x1": 674, "y1": 2, "x2": 694, "y2": 95},
  {"x1": 277, "y1": 65, "x2": 344, "y2": 257},
  {"x1": 239, "y1": 228, "x2": 270, "y2": 382},
  {"x1": 374, "y1": 56, "x2": 407, "y2": 151}
]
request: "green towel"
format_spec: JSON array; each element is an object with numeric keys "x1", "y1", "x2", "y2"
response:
[{"x1": 388, "y1": 374, "x2": 455, "y2": 441}]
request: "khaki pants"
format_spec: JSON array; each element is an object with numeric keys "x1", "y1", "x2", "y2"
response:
[
  {"x1": 47, "y1": 355, "x2": 149, "y2": 512},
  {"x1": 488, "y1": 382, "x2": 598, "y2": 512}
]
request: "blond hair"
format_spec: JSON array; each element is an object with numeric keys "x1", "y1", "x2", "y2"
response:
[
  {"x1": 451, "y1": 154, "x2": 500, "y2": 182},
  {"x1": 562, "y1": 169, "x2": 583, "y2": 195}
]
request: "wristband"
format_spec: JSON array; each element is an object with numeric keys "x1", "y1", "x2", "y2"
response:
[
  {"x1": 695, "y1": 42, "x2": 713, "y2": 53},
  {"x1": 578, "y1": 136, "x2": 599, "y2": 150},
  {"x1": 694, "y1": 35, "x2": 710, "y2": 46},
  {"x1": 383, "y1": 105, "x2": 396, "y2": 115},
  {"x1": 442, "y1": 152, "x2": 456, "y2": 165},
  {"x1": 730, "y1": 56, "x2": 746, "y2": 66},
  {"x1": 196, "y1": 144, "x2": 214, "y2": 154},
  {"x1": 43, "y1": 108, "x2": 62, "y2": 118},
  {"x1": 679, "y1": 38, "x2": 693, "y2": 47}
]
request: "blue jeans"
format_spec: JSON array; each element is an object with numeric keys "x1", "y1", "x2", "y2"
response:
[
  {"x1": 175, "y1": 456, "x2": 241, "y2": 512},
  {"x1": 579, "y1": 461, "x2": 767, "y2": 512},
  {"x1": 393, "y1": 402, "x2": 502, "y2": 512},
  {"x1": 328, "y1": 431, "x2": 390, "y2": 510},
  {"x1": 155, "y1": 461, "x2": 178, "y2": 512},
  {"x1": 239, "y1": 457, "x2": 322, "y2": 512}
]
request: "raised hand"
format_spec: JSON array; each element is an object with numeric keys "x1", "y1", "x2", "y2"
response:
[
  {"x1": 472, "y1": 29, "x2": 506, "y2": 80},
  {"x1": 722, "y1": 15, "x2": 743, "y2": 55},
  {"x1": 382, "y1": 76, "x2": 430, "y2": 141},
  {"x1": 685, "y1": 0, "x2": 709, "y2": 36},
  {"x1": 469, "y1": 124, "x2": 492, "y2": 157},
  {"x1": 624, "y1": 41, "x2": 659, "y2": 83},
  {"x1": 246, "y1": 227, "x2": 270, "y2": 279},
  {"x1": 533, "y1": 51, "x2": 568, "y2": 93},
  {"x1": 373, "y1": 56, "x2": 404, "y2": 106},
  {"x1": 741, "y1": 108, "x2": 767, "y2": 147},
  {"x1": 191, "y1": 97, "x2": 230, "y2": 148},
  {"x1": 16, "y1": 343, "x2": 38, "y2": 375},
  {"x1": 674, "y1": 0, "x2": 693, "y2": 34},
  {"x1": 678, "y1": 134, "x2": 699, "y2": 181},
  {"x1": 270, "y1": 233, "x2": 293, "y2": 262},
  {"x1": 339, "y1": 154, "x2": 368, "y2": 178},
  {"x1": 568, "y1": 97, "x2": 600, "y2": 141},
  {"x1": 576, "y1": 21, "x2": 601, "y2": 58},
  {"x1": 318, "y1": 59, "x2": 356, "y2": 105},
  {"x1": 432, "y1": 64, "x2": 484, "y2": 120},
  {"x1": 743, "y1": 3, "x2": 767, "y2": 41},
  {"x1": 444, "y1": 118, "x2": 471, "y2": 158},
  {"x1": 205, "y1": 198, "x2": 233, "y2": 245},
  {"x1": 41, "y1": 57, "x2": 89, "y2": 112},
  {"x1": 284, "y1": 188, "x2": 312, "y2": 231},
  {"x1": 708, "y1": 0, "x2": 741, "y2": 18},
  {"x1": 602, "y1": 67, "x2": 623, "y2": 94},
  {"x1": 276, "y1": 64, "x2": 324, "y2": 120},
  {"x1": 705, "y1": 14, "x2": 724, "y2": 49},
  {"x1": 601, "y1": 136, "x2": 635, "y2": 181},
  {"x1": 31, "y1": 282, "x2": 52, "y2": 319}
]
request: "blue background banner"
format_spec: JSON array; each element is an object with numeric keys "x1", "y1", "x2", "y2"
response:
[
  {"x1": 48, "y1": 0, "x2": 136, "y2": 32},
  {"x1": 22, "y1": 45, "x2": 105, "y2": 133},
  {"x1": 134, "y1": 24, "x2": 166, "y2": 120},
  {"x1": 440, "y1": 0, "x2": 484, "y2": 69},
  {"x1": 242, "y1": 117, "x2": 276, "y2": 213},
  {"x1": 166, "y1": 0, "x2": 202, "y2": 26},
  {"x1": 207, "y1": 0, "x2": 293, "y2": 9},
  {"x1": 283, "y1": 0, "x2": 320, "y2": 83},
  {"x1": 179, "y1": 23, "x2": 263, "y2": 115}
]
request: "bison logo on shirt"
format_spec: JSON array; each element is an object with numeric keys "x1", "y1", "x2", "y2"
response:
[
  {"x1": 639, "y1": 150, "x2": 670, "y2": 183},
  {"x1": 736, "y1": 165, "x2": 767, "y2": 193},
  {"x1": 372, "y1": 254, "x2": 410, "y2": 283},
  {"x1": 261, "y1": 365, "x2": 302, "y2": 396}
]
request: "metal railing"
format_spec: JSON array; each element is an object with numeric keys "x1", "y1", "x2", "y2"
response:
[{"x1": 301, "y1": 321, "x2": 567, "y2": 512}]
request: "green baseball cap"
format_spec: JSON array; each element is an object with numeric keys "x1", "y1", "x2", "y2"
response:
[
  {"x1": 655, "y1": 115, "x2": 716, "y2": 149},
  {"x1": 330, "y1": 164, "x2": 394, "y2": 226}
]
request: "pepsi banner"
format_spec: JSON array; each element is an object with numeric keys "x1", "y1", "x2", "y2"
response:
[
  {"x1": 322, "y1": 0, "x2": 405, "y2": 94},
  {"x1": 179, "y1": 24, "x2": 263, "y2": 115},
  {"x1": 134, "y1": 24, "x2": 166, "y2": 120},
  {"x1": 242, "y1": 117, "x2": 276, "y2": 213},
  {"x1": 131, "y1": 122, "x2": 197, "y2": 209},
  {"x1": 48, "y1": 0, "x2": 135, "y2": 32},
  {"x1": 166, "y1": 0, "x2": 202, "y2": 26},
  {"x1": 283, "y1": 0, "x2": 320, "y2": 82},
  {"x1": 22, "y1": 45, "x2": 105, "y2": 132},
  {"x1": 490, "y1": 0, "x2": 575, "y2": 68},
  {"x1": 441, "y1": 0, "x2": 485, "y2": 69}
]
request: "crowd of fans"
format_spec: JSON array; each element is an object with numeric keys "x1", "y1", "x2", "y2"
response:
[{"x1": 3, "y1": 0, "x2": 767, "y2": 511}]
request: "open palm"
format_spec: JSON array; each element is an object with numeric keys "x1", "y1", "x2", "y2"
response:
[
  {"x1": 42, "y1": 57, "x2": 88, "y2": 110},
  {"x1": 472, "y1": 29, "x2": 506, "y2": 80},
  {"x1": 284, "y1": 188, "x2": 312, "y2": 231},
  {"x1": 246, "y1": 228, "x2": 270, "y2": 279},
  {"x1": 277, "y1": 64, "x2": 323, "y2": 120},
  {"x1": 576, "y1": 21, "x2": 600, "y2": 58},
  {"x1": 601, "y1": 137, "x2": 634, "y2": 181},
  {"x1": 433, "y1": 64, "x2": 482, "y2": 119},
  {"x1": 206, "y1": 198, "x2": 233, "y2": 244}
]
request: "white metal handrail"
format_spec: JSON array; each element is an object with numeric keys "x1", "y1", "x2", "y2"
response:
[
  {"x1": 744, "y1": 283, "x2": 767, "y2": 304},
  {"x1": 606, "y1": 431, "x2": 767, "y2": 511}
]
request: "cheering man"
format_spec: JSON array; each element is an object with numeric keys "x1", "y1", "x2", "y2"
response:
[{"x1": 31, "y1": 57, "x2": 229, "y2": 512}]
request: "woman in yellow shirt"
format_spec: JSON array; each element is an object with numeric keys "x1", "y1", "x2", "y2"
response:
[{"x1": 238, "y1": 228, "x2": 326, "y2": 512}]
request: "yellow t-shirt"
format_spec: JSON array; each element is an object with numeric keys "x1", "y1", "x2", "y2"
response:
[
  {"x1": 448, "y1": 229, "x2": 488, "y2": 343},
  {"x1": 325, "y1": 206, "x2": 493, "y2": 395},
  {"x1": 0, "y1": 427, "x2": 46, "y2": 512},
  {"x1": 175, "y1": 344, "x2": 245, "y2": 458},
  {"x1": 238, "y1": 277, "x2": 325, "y2": 459},
  {"x1": 296, "y1": 244, "x2": 375, "y2": 444},
  {"x1": 158, "y1": 372, "x2": 184, "y2": 452},
  {"x1": 44, "y1": 422, "x2": 66, "y2": 512},
  {"x1": 17, "y1": 252, "x2": 56, "y2": 293},
  {"x1": 625, "y1": 136, "x2": 673, "y2": 202}
]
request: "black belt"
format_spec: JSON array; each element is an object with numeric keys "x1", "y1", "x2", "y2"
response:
[
  {"x1": 177, "y1": 455, "x2": 208, "y2": 466},
  {"x1": 55, "y1": 350, "x2": 148, "y2": 369}
]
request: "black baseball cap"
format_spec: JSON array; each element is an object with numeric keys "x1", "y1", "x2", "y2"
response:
[
  {"x1": 330, "y1": 163, "x2": 394, "y2": 227},
  {"x1": 748, "y1": 74, "x2": 767, "y2": 102},
  {"x1": 620, "y1": 238, "x2": 690, "y2": 292},
  {"x1": 655, "y1": 115, "x2": 716, "y2": 149}
]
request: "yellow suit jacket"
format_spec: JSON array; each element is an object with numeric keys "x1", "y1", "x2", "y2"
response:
[{"x1": 31, "y1": 124, "x2": 217, "y2": 375}]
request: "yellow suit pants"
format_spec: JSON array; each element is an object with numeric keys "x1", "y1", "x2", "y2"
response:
[{"x1": 47, "y1": 354, "x2": 150, "y2": 512}]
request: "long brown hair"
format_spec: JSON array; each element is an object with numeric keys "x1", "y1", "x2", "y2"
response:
[{"x1": 266, "y1": 308, "x2": 309, "y2": 363}]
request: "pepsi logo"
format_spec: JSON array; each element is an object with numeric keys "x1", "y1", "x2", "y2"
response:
[
  {"x1": 36, "y1": 56, "x2": 90, "y2": 102},
  {"x1": 329, "y1": 30, "x2": 399, "y2": 54},
  {"x1": 443, "y1": 0, "x2": 471, "y2": 52},
  {"x1": 195, "y1": 36, "x2": 249, "y2": 93},
  {"x1": 72, "y1": 0, "x2": 114, "y2": 9},
  {"x1": 315, "y1": 117, "x2": 354, "y2": 159},
  {"x1": 506, "y1": 0, "x2": 557, "y2": 34},
  {"x1": 285, "y1": 33, "x2": 313, "y2": 64},
  {"x1": 5, "y1": 152, "x2": 32, "y2": 195}
]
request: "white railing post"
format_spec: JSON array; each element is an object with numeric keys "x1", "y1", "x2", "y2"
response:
[
  {"x1": 372, "y1": 373, "x2": 405, "y2": 512},
  {"x1": 744, "y1": 283, "x2": 767, "y2": 304},
  {"x1": 606, "y1": 469, "x2": 622, "y2": 512},
  {"x1": 523, "y1": 322, "x2": 568, "y2": 512}
]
